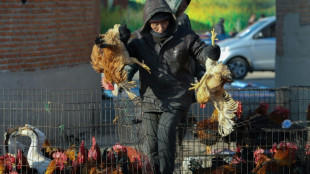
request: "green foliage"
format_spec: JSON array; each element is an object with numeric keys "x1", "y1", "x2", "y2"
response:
[
  {"x1": 100, "y1": 3, "x2": 144, "y2": 33},
  {"x1": 100, "y1": 0, "x2": 275, "y2": 34},
  {"x1": 186, "y1": 0, "x2": 275, "y2": 33}
]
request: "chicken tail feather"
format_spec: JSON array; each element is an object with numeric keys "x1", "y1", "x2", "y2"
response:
[
  {"x1": 215, "y1": 92, "x2": 238, "y2": 136},
  {"x1": 125, "y1": 91, "x2": 137, "y2": 100}
]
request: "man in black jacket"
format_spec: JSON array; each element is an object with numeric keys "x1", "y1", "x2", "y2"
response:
[
  {"x1": 107, "y1": 0, "x2": 220, "y2": 173},
  {"x1": 166, "y1": 0, "x2": 206, "y2": 150}
]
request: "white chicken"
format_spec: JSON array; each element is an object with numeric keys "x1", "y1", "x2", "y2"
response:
[
  {"x1": 12, "y1": 124, "x2": 51, "y2": 174},
  {"x1": 189, "y1": 29, "x2": 238, "y2": 137},
  {"x1": 24, "y1": 124, "x2": 47, "y2": 147},
  {"x1": 5, "y1": 124, "x2": 46, "y2": 157}
]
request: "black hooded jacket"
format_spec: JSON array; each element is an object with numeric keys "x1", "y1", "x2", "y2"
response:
[{"x1": 127, "y1": 0, "x2": 211, "y2": 112}]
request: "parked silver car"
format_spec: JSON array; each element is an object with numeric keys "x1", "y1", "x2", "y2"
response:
[{"x1": 217, "y1": 16, "x2": 276, "y2": 79}]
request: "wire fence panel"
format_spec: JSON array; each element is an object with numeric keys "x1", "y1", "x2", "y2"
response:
[
  {"x1": 176, "y1": 87, "x2": 310, "y2": 174},
  {"x1": 0, "y1": 87, "x2": 310, "y2": 173}
]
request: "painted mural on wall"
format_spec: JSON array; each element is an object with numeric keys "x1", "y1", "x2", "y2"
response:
[{"x1": 100, "y1": 0, "x2": 275, "y2": 34}]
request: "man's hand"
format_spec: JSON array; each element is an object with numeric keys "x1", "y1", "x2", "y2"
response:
[
  {"x1": 95, "y1": 35, "x2": 115, "y2": 48},
  {"x1": 206, "y1": 28, "x2": 221, "y2": 61},
  {"x1": 206, "y1": 44, "x2": 221, "y2": 61},
  {"x1": 95, "y1": 35, "x2": 103, "y2": 45},
  {"x1": 118, "y1": 24, "x2": 131, "y2": 44}
]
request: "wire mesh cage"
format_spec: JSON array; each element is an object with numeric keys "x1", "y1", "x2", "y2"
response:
[
  {"x1": 176, "y1": 87, "x2": 310, "y2": 174},
  {"x1": 0, "y1": 89, "x2": 149, "y2": 173},
  {"x1": 1, "y1": 87, "x2": 310, "y2": 174}
]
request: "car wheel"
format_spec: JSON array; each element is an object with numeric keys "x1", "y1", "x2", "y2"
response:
[{"x1": 227, "y1": 57, "x2": 249, "y2": 79}]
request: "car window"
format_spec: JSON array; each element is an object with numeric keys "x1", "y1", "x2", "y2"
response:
[
  {"x1": 235, "y1": 20, "x2": 268, "y2": 38},
  {"x1": 254, "y1": 22, "x2": 276, "y2": 39}
]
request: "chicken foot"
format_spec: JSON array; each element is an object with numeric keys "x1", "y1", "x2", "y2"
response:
[
  {"x1": 189, "y1": 29, "x2": 218, "y2": 91},
  {"x1": 129, "y1": 57, "x2": 151, "y2": 74}
]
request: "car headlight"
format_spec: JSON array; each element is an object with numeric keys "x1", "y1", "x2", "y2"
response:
[{"x1": 221, "y1": 47, "x2": 230, "y2": 52}]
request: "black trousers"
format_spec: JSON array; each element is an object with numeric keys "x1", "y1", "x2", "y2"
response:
[{"x1": 143, "y1": 109, "x2": 187, "y2": 174}]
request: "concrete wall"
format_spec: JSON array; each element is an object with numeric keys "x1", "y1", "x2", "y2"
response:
[
  {"x1": 0, "y1": 0, "x2": 101, "y2": 89},
  {"x1": 275, "y1": 0, "x2": 310, "y2": 87},
  {"x1": 0, "y1": 64, "x2": 101, "y2": 89}
]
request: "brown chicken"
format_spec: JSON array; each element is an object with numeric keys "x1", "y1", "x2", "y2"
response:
[
  {"x1": 251, "y1": 148, "x2": 275, "y2": 174},
  {"x1": 0, "y1": 153, "x2": 16, "y2": 173},
  {"x1": 194, "y1": 100, "x2": 243, "y2": 147},
  {"x1": 42, "y1": 139, "x2": 60, "y2": 159},
  {"x1": 88, "y1": 137, "x2": 101, "y2": 165},
  {"x1": 71, "y1": 140, "x2": 89, "y2": 174},
  {"x1": 96, "y1": 162, "x2": 123, "y2": 174},
  {"x1": 96, "y1": 145, "x2": 124, "y2": 174},
  {"x1": 211, "y1": 165, "x2": 239, "y2": 174},
  {"x1": 251, "y1": 142, "x2": 297, "y2": 174},
  {"x1": 0, "y1": 159, "x2": 4, "y2": 173},
  {"x1": 236, "y1": 102, "x2": 269, "y2": 128},
  {"x1": 189, "y1": 30, "x2": 238, "y2": 137},
  {"x1": 253, "y1": 102, "x2": 269, "y2": 117},
  {"x1": 193, "y1": 109, "x2": 220, "y2": 146},
  {"x1": 224, "y1": 102, "x2": 270, "y2": 148},
  {"x1": 190, "y1": 65, "x2": 237, "y2": 137},
  {"x1": 212, "y1": 147, "x2": 245, "y2": 174},
  {"x1": 271, "y1": 142, "x2": 297, "y2": 166},
  {"x1": 78, "y1": 137, "x2": 103, "y2": 174},
  {"x1": 15, "y1": 149, "x2": 38, "y2": 174},
  {"x1": 91, "y1": 24, "x2": 150, "y2": 99},
  {"x1": 112, "y1": 143, "x2": 152, "y2": 174},
  {"x1": 45, "y1": 151, "x2": 68, "y2": 174},
  {"x1": 126, "y1": 146, "x2": 144, "y2": 174},
  {"x1": 267, "y1": 106, "x2": 290, "y2": 124},
  {"x1": 64, "y1": 145, "x2": 77, "y2": 164},
  {"x1": 112, "y1": 143, "x2": 127, "y2": 159}
]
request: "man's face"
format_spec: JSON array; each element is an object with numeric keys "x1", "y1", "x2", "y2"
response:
[{"x1": 149, "y1": 20, "x2": 170, "y2": 33}]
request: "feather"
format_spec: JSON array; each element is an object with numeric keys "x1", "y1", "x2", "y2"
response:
[
  {"x1": 91, "y1": 24, "x2": 150, "y2": 100},
  {"x1": 190, "y1": 61, "x2": 236, "y2": 137},
  {"x1": 214, "y1": 92, "x2": 238, "y2": 136},
  {"x1": 189, "y1": 29, "x2": 237, "y2": 137},
  {"x1": 13, "y1": 125, "x2": 51, "y2": 174}
]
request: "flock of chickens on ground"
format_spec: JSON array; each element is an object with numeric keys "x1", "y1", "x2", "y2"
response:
[
  {"x1": 1, "y1": 124, "x2": 151, "y2": 174},
  {"x1": 189, "y1": 102, "x2": 310, "y2": 174},
  {"x1": 1, "y1": 102, "x2": 310, "y2": 174}
]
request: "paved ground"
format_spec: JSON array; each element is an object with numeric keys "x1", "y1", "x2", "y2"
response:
[
  {"x1": 245, "y1": 71, "x2": 275, "y2": 79},
  {"x1": 241, "y1": 71, "x2": 275, "y2": 88}
]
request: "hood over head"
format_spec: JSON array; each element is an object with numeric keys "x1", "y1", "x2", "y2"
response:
[
  {"x1": 149, "y1": 12, "x2": 172, "y2": 23},
  {"x1": 166, "y1": 0, "x2": 182, "y2": 14},
  {"x1": 141, "y1": 0, "x2": 176, "y2": 35},
  {"x1": 166, "y1": 0, "x2": 191, "y2": 14}
]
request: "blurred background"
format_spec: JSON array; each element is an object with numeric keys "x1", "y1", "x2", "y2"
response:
[
  {"x1": 0, "y1": 0, "x2": 309, "y2": 89},
  {"x1": 1, "y1": 2, "x2": 310, "y2": 173},
  {"x1": 100, "y1": 0, "x2": 275, "y2": 34}
]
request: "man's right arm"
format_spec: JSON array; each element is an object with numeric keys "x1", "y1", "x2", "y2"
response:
[
  {"x1": 125, "y1": 64, "x2": 139, "y2": 81},
  {"x1": 122, "y1": 28, "x2": 141, "y2": 81}
]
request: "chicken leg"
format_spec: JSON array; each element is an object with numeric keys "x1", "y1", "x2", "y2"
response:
[{"x1": 128, "y1": 57, "x2": 151, "y2": 74}]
